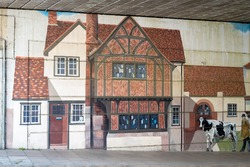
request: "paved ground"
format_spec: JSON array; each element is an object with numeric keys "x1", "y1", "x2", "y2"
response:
[{"x1": 0, "y1": 149, "x2": 250, "y2": 167}]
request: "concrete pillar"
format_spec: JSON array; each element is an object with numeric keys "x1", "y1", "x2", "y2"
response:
[{"x1": 0, "y1": 39, "x2": 6, "y2": 149}]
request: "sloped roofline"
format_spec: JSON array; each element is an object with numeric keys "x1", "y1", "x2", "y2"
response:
[
  {"x1": 44, "y1": 19, "x2": 86, "y2": 56},
  {"x1": 88, "y1": 16, "x2": 175, "y2": 67},
  {"x1": 244, "y1": 62, "x2": 250, "y2": 69}
]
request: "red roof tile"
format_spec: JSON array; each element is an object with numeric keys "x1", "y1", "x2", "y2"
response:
[
  {"x1": 143, "y1": 28, "x2": 185, "y2": 62},
  {"x1": 44, "y1": 18, "x2": 185, "y2": 62},
  {"x1": 244, "y1": 62, "x2": 250, "y2": 69},
  {"x1": 44, "y1": 21, "x2": 75, "y2": 50},
  {"x1": 184, "y1": 65, "x2": 246, "y2": 96},
  {"x1": 13, "y1": 57, "x2": 49, "y2": 100}
]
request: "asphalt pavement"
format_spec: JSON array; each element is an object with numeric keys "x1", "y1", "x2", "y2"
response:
[{"x1": 0, "y1": 149, "x2": 250, "y2": 167}]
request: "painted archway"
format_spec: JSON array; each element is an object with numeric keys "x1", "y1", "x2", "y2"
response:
[{"x1": 193, "y1": 99, "x2": 217, "y2": 130}]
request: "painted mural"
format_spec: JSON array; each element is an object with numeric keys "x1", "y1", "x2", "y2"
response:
[{"x1": 0, "y1": 9, "x2": 250, "y2": 151}]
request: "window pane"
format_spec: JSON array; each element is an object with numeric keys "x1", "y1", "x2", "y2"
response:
[
  {"x1": 125, "y1": 64, "x2": 135, "y2": 78},
  {"x1": 68, "y1": 58, "x2": 78, "y2": 76},
  {"x1": 150, "y1": 114, "x2": 158, "y2": 129},
  {"x1": 136, "y1": 64, "x2": 146, "y2": 78},
  {"x1": 204, "y1": 105, "x2": 211, "y2": 115},
  {"x1": 56, "y1": 57, "x2": 66, "y2": 75},
  {"x1": 130, "y1": 115, "x2": 138, "y2": 129},
  {"x1": 139, "y1": 115, "x2": 149, "y2": 129},
  {"x1": 119, "y1": 115, "x2": 129, "y2": 130},
  {"x1": 30, "y1": 104, "x2": 39, "y2": 123},
  {"x1": 52, "y1": 105, "x2": 65, "y2": 115},
  {"x1": 113, "y1": 64, "x2": 124, "y2": 78}
]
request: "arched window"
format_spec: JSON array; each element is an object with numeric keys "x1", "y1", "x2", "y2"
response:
[{"x1": 197, "y1": 103, "x2": 211, "y2": 116}]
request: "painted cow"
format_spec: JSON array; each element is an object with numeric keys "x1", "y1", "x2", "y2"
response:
[{"x1": 198, "y1": 117, "x2": 237, "y2": 152}]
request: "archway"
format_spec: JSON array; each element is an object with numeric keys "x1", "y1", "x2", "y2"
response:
[{"x1": 194, "y1": 100, "x2": 216, "y2": 130}]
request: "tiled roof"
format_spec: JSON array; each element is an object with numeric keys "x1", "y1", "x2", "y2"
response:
[
  {"x1": 44, "y1": 21, "x2": 73, "y2": 51},
  {"x1": 184, "y1": 65, "x2": 246, "y2": 97},
  {"x1": 13, "y1": 57, "x2": 49, "y2": 100},
  {"x1": 143, "y1": 27, "x2": 185, "y2": 62},
  {"x1": 244, "y1": 62, "x2": 250, "y2": 69},
  {"x1": 44, "y1": 19, "x2": 185, "y2": 62}
]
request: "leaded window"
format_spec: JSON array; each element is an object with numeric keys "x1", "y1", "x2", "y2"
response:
[
  {"x1": 197, "y1": 104, "x2": 211, "y2": 115},
  {"x1": 136, "y1": 64, "x2": 146, "y2": 78},
  {"x1": 113, "y1": 63, "x2": 146, "y2": 79},
  {"x1": 113, "y1": 63, "x2": 124, "y2": 78},
  {"x1": 119, "y1": 114, "x2": 158, "y2": 130},
  {"x1": 125, "y1": 64, "x2": 135, "y2": 78}
]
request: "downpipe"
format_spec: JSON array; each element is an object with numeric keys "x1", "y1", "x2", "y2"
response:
[{"x1": 0, "y1": 38, "x2": 6, "y2": 149}]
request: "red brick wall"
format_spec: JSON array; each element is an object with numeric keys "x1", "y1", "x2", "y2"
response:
[
  {"x1": 95, "y1": 57, "x2": 171, "y2": 97},
  {"x1": 48, "y1": 11, "x2": 57, "y2": 25}
]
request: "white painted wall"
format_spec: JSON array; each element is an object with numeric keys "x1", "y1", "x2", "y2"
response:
[
  {"x1": 45, "y1": 25, "x2": 86, "y2": 101},
  {"x1": 11, "y1": 101, "x2": 48, "y2": 149},
  {"x1": 69, "y1": 124, "x2": 85, "y2": 149},
  {"x1": 107, "y1": 132, "x2": 168, "y2": 151}
]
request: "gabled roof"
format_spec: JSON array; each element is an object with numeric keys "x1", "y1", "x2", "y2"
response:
[
  {"x1": 13, "y1": 57, "x2": 49, "y2": 100},
  {"x1": 184, "y1": 65, "x2": 246, "y2": 97},
  {"x1": 44, "y1": 19, "x2": 86, "y2": 56},
  {"x1": 88, "y1": 16, "x2": 184, "y2": 65},
  {"x1": 44, "y1": 17, "x2": 185, "y2": 62}
]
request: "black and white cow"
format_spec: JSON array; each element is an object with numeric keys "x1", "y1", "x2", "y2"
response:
[{"x1": 198, "y1": 117, "x2": 237, "y2": 152}]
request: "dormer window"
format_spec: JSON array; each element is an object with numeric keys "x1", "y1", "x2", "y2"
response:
[
  {"x1": 113, "y1": 63, "x2": 146, "y2": 79},
  {"x1": 54, "y1": 56, "x2": 79, "y2": 77}
]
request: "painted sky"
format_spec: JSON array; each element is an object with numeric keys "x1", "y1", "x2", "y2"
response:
[
  {"x1": 232, "y1": 23, "x2": 250, "y2": 33},
  {"x1": 38, "y1": 11, "x2": 75, "y2": 16}
]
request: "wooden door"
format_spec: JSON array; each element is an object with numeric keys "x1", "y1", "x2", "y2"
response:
[
  {"x1": 195, "y1": 103, "x2": 212, "y2": 130},
  {"x1": 49, "y1": 103, "x2": 68, "y2": 149}
]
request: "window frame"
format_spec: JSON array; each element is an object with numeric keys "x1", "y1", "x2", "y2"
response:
[
  {"x1": 112, "y1": 62, "x2": 146, "y2": 79},
  {"x1": 54, "y1": 56, "x2": 80, "y2": 77},
  {"x1": 70, "y1": 103, "x2": 85, "y2": 124},
  {"x1": 119, "y1": 114, "x2": 159, "y2": 130},
  {"x1": 171, "y1": 105, "x2": 180, "y2": 126},
  {"x1": 227, "y1": 103, "x2": 237, "y2": 117},
  {"x1": 20, "y1": 103, "x2": 41, "y2": 125}
]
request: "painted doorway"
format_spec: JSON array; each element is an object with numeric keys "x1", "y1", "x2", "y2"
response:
[
  {"x1": 195, "y1": 102, "x2": 212, "y2": 130},
  {"x1": 49, "y1": 103, "x2": 68, "y2": 149}
]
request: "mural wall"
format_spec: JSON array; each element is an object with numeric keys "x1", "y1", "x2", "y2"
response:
[{"x1": 0, "y1": 9, "x2": 249, "y2": 151}]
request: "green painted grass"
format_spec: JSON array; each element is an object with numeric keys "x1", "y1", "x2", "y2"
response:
[{"x1": 217, "y1": 131, "x2": 242, "y2": 152}]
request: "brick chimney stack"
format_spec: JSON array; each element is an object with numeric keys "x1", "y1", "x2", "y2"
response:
[
  {"x1": 86, "y1": 14, "x2": 99, "y2": 56},
  {"x1": 85, "y1": 14, "x2": 99, "y2": 107},
  {"x1": 48, "y1": 11, "x2": 57, "y2": 25},
  {"x1": 85, "y1": 14, "x2": 100, "y2": 149}
]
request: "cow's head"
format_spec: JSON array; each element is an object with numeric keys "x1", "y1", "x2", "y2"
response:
[{"x1": 198, "y1": 117, "x2": 205, "y2": 128}]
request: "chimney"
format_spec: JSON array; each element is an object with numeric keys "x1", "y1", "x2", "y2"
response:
[
  {"x1": 48, "y1": 11, "x2": 57, "y2": 25},
  {"x1": 86, "y1": 14, "x2": 99, "y2": 56}
]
